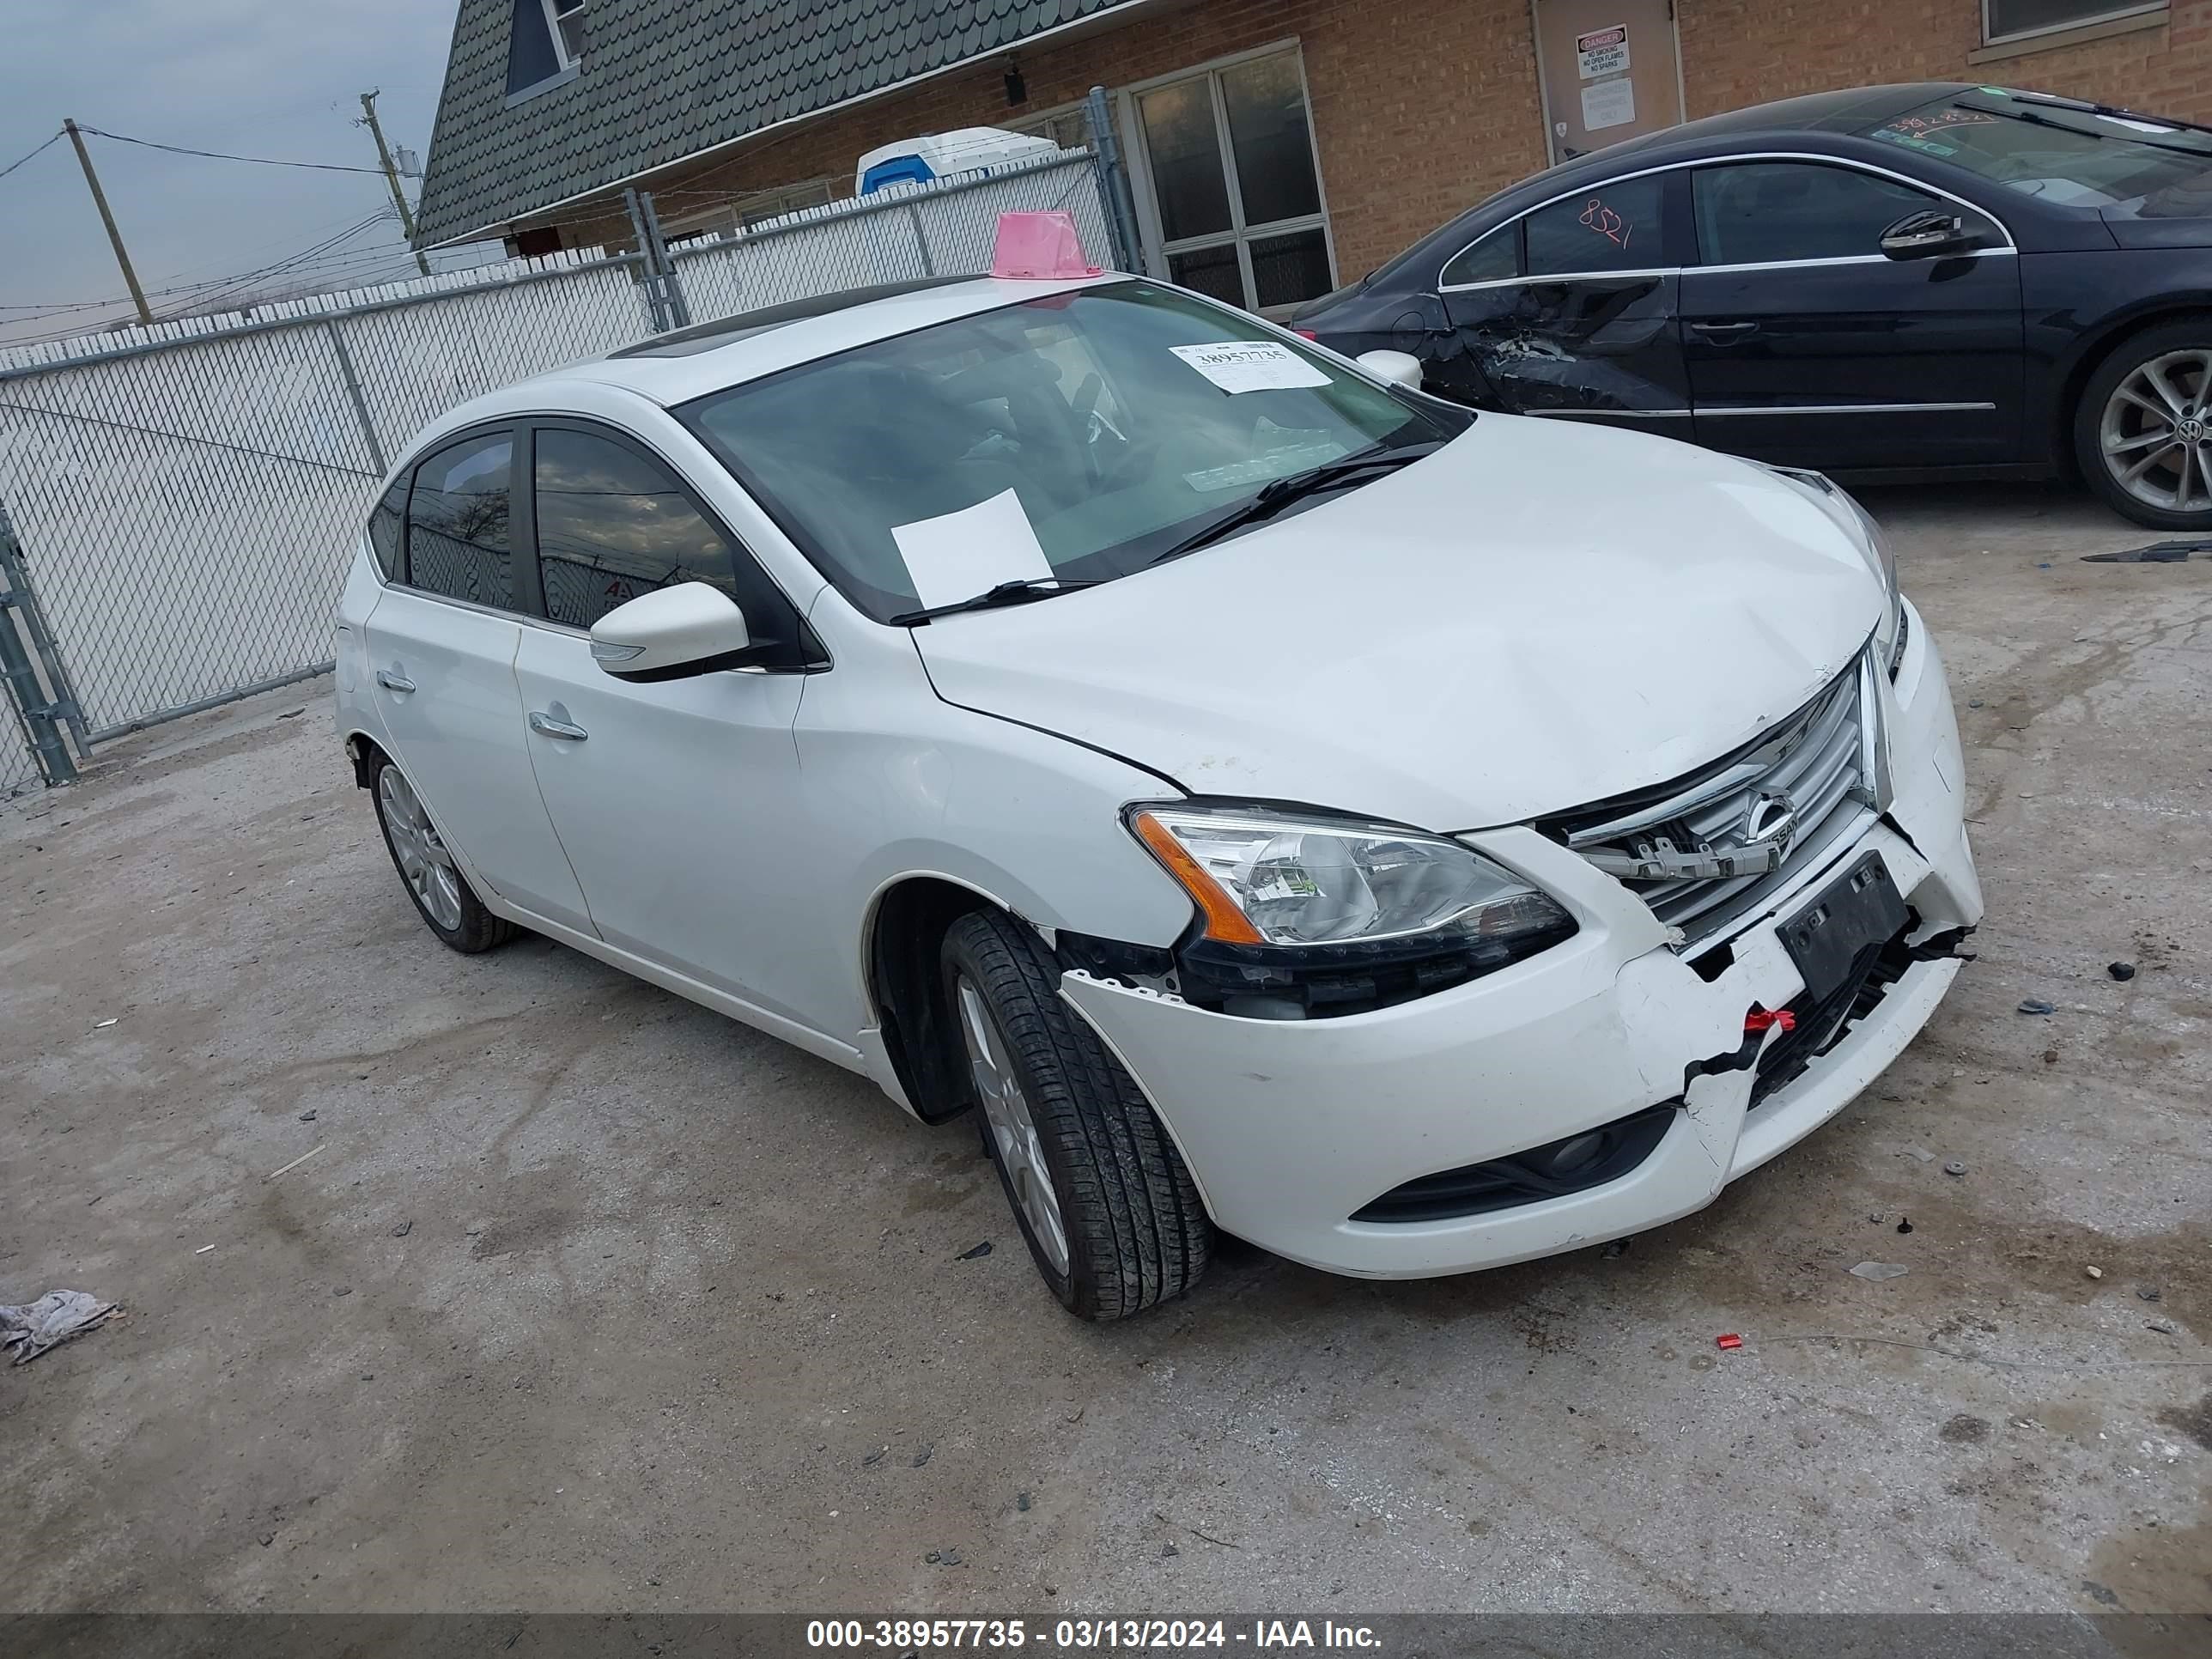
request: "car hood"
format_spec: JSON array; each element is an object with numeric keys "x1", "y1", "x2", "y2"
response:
[{"x1": 913, "y1": 415, "x2": 1885, "y2": 830}]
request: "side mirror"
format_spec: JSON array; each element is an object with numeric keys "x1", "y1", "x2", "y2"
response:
[
  {"x1": 589, "y1": 581, "x2": 752, "y2": 682},
  {"x1": 1880, "y1": 209, "x2": 1980, "y2": 261},
  {"x1": 1356, "y1": 349, "x2": 1426, "y2": 392}
]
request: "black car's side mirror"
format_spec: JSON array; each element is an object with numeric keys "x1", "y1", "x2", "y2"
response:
[{"x1": 1880, "y1": 209, "x2": 1982, "y2": 261}]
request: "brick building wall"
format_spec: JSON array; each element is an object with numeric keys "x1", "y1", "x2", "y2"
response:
[{"x1": 527, "y1": 1, "x2": 2212, "y2": 285}]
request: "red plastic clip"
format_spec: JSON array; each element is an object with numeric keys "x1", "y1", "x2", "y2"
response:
[
  {"x1": 1716, "y1": 1333, "x2": 1744, "y2": 1351},
  {"x1": 1743, "y1": 1007, "x2": 1796, "y2": 1034}
]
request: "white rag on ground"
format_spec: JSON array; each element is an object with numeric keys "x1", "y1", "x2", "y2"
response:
[{"x1": 1, "y1": 1290, "x2": 119, "y2": 1364}]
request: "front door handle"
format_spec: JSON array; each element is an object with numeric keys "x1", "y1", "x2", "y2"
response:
[
  {"x1": 1689, "y1": 320, "x2": 1759, "y2": 339},
  {"x1": 527, "y1": 710, "x2": 588, "y2": 742},
  {"x1": 375, "y1": 668, "x2": 416, "y2": 693}
]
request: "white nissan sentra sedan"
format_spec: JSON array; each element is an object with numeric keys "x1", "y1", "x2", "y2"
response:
[{"x1": 334, "y1": 272, "x2": 1981, "y2": 1320}]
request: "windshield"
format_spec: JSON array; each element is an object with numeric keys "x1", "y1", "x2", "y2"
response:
[
  {"x1": 679, "y1": 281, "x2": 1464, "y2": 623},
  {"x1": 1865, "y1": 92, "x2": 2212, "y2": 215}
]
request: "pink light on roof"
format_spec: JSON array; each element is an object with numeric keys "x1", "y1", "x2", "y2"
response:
[{"x1": 990, "y1": 211, "x2": 1103, "y2": 279}]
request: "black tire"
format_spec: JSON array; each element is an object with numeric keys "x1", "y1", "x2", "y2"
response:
[
  {"x1": 2075, "y1": 318, "x2": 2212, "y2": 529},
  {"x1": 369, "y1": 757, "x2": 516, "y2": 954},
  {"x1": 939, "y1": 909, "x2": 1210, "y2": 1320}
]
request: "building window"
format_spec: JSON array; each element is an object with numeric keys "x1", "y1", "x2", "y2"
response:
[
  {"x1": 1984, "y1": 1, "x2": 2163, "y2": 45},
  {"x1": 544, "y1": 0, "x2": 586, "y2": 67},
  {"x1": 506, "y1": 0, "x2": 581, "y2": 95},
  {"x1": 1012, "y1": 107, "x2": 1092, "y2": 153},
  {"x1": 1131, "y1": 49, "x2": 1334, "y2": 314}
]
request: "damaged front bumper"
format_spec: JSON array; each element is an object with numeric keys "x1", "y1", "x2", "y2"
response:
[{"x1": 1059, "y1": 603, "x2": 1982, "y2": 1279}]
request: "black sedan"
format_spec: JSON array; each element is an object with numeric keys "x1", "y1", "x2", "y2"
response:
[{"x1": 1292, "y1": 82, "x2": 2212, "y2": 528}]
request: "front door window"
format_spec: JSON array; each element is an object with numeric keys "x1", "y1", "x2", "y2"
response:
[{"x1": 1136, "y1": 53, "x2": 1334, "y2": 314}]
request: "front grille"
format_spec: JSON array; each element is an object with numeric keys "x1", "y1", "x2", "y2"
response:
[{"x1": 1540, "y1": 656, "x2": 1876, "y2": 943}]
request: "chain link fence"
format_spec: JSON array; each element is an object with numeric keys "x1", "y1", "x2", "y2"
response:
[{"x1": 0, "y1": 146, "x2": 1112, "y2": 799}]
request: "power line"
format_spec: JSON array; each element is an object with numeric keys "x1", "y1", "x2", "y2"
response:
[
  {"x1": 77, "y1": 125, "x2": 388, "y2": 175},
  {"x1": 0, "y1": 131, "x2": 63, "y2": 182}
]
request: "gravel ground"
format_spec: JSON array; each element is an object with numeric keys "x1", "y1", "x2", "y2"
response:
[{"x1": 1, "y1": 482, "x2": 2206, "y2": 1617}]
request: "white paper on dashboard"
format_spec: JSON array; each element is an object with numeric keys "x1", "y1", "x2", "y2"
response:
[
  {"x1": 1169, "y1": 339, "x2": 1332, "y2": 394},
  {"x1": 890, "y1": 488, "x2": 1055, "y2": 611}
]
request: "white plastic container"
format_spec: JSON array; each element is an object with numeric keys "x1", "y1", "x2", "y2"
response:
[{"x1": 854, "y1": 128, "x2": 1062, "y2": 195}]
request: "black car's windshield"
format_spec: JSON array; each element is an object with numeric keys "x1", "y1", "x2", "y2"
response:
[
  {"x1": 1866, "y1": 92, "x2": 2212, "y2": 216},
  {"x1": 679, "y1": 281, "x2": 1464, "y2": 623}
]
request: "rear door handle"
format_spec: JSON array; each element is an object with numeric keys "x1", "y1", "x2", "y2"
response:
[
  {"x1": 374, "y1": 668, "x2": 416, "y2": 693},
  {"x1": 1689, "y1": 320, "x2": 1759, "y2": 339},
  {"x1": 527, "y1": 710, "x2": 588, "y2": 742}
]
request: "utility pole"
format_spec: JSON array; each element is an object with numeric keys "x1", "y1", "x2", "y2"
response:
[
  {"x1": 358, "y1": 90, "x2": 431, "y2": 276},
  {"x1": 62, "y1": 118, "x2": 152, "y2": 325}
]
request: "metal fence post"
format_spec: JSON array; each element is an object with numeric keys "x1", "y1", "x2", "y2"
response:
[
  {"x1": 636, "y1": 191, "x2": 692, "y2": 330},
  {"x1": 906, "y1": 204, "x2": 938, "y2": 275},
  {"x1": 323, "y1": 319, "x2": 387, "y2": 475},
  {"x1": 0, "y1": 507, "x2": 88, "y2": 756},
  {"x1": 1085, "y1": 85, "x2": 1144, "y2": 274},
  {"x1": 624, "y1": 187, "x2": 672, "y2": 332},
  {"x1": 0, "y1": 523, "x2": 77, "y2": 786}
]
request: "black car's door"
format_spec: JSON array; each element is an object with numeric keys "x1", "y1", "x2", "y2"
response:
[
  {"x1": 1680, "y1": 159, "x2": 2025, "y2": 470},
  {"x1": 1434, "y1": 169, "x2": 1693, "y2": 432}
]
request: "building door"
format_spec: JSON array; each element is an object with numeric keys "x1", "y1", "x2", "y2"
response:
[
  {"x1": 1534, "y1": 1, "x2": 1684, "y2": 163},
  {"x1": 1131, "y1": 50, "x2": 1335, "y2": 316}
]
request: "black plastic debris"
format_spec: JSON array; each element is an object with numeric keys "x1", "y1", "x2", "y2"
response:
[
  {"x1": 2082, "y1": 538, "x2": 2211, "y2": 563},
  {"x1": 2018, "y1": 998, "x2": 2056, "y2": 1015},
  {"x1": 2108, "y1": 961, "x2": 2137, "y2": 981},
  {"x1": 957, "y1": 1240, "x2": 993, "y2": 1260}
]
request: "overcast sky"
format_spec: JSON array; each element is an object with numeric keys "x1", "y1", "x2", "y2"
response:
[{"x1": 1, "y1": 1, "x2": 483, "y2": 345}]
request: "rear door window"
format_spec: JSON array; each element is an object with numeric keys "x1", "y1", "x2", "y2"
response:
[
  {"x1": 405, "y1": 432, "x2": 516, "y2": 610},
  {"x1": 1522, "y1": 173, "x2": 1665, "y2": 276}
]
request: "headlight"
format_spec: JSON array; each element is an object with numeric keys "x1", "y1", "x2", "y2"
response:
[{"x1": 1126, "y1": 803, "x2": 1576, "y2": 1018}]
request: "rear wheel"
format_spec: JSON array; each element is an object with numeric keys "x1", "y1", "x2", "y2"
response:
[
  {"x1": 939, "y1": 908, "x2": 1210, "y2": 1320},
  {"x1": 371, "y1": 759, "x2": 515, "y2": 953},
  {"x1": 2077, "y1": 321, "x2": 2212, "y2": 529}
]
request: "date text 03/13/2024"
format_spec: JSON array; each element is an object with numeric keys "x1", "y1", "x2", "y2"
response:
[{"x1": 805, "y1": 1619, "x2": 1383, "y2": 1650}]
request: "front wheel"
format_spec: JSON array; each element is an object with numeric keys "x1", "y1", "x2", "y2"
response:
[
  {"x1": 939, "y1": 909, "x2": 1210, "y2": 1321},
  {"x1": 2076, "y1": 322, "x2": 2212, "y2": 529}
]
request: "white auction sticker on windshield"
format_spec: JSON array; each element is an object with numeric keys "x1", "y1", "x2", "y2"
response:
[
  {"x1": 1170, "y1": 340, "x2": 1331, "y2": 394},
  {"x1": 890, "y1": 488, "x2": 1054, "y2": 611}
]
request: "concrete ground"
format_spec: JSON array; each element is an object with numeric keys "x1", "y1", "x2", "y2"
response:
[{"x1": 1, "y1": 483, "x2": 2206, "y2": 1617}]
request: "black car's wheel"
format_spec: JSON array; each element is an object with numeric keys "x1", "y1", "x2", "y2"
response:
[
  {"x1": 371, "y1": 757, "x2": 516, "y2": 953},
  {"x1": 2076, "y1": 319, "x2": 2212, "y2": 529},
  {"x1": 938, "y1": 908, "x2": 1210, "y2": 1321}
]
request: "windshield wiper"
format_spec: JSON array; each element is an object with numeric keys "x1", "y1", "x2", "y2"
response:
[
  {"x1": 1959, "y1": 99, "x2": 2212, "y2": 160},
  {"x1": 1150, "y1": 441, "x2": 1445, "y2": 568},
  {"x1": 888, "y1": 577, "x2": 1100, "y2": 626}
]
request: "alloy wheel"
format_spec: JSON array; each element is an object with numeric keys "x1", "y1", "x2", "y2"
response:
[
  {"x1": 954, "y1": 974, "x2": 1070, "y2": 1276},
  {"x1": 377, "y1": 766, "x2": 465, "y2": 933},
  {"x1": 2100, "y1": 348, "x2": 2212, "y2": 514}
]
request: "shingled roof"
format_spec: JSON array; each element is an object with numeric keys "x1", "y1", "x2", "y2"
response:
[{"x1": 415, "y1": 0, "x2": 1142, "y2": 246}]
